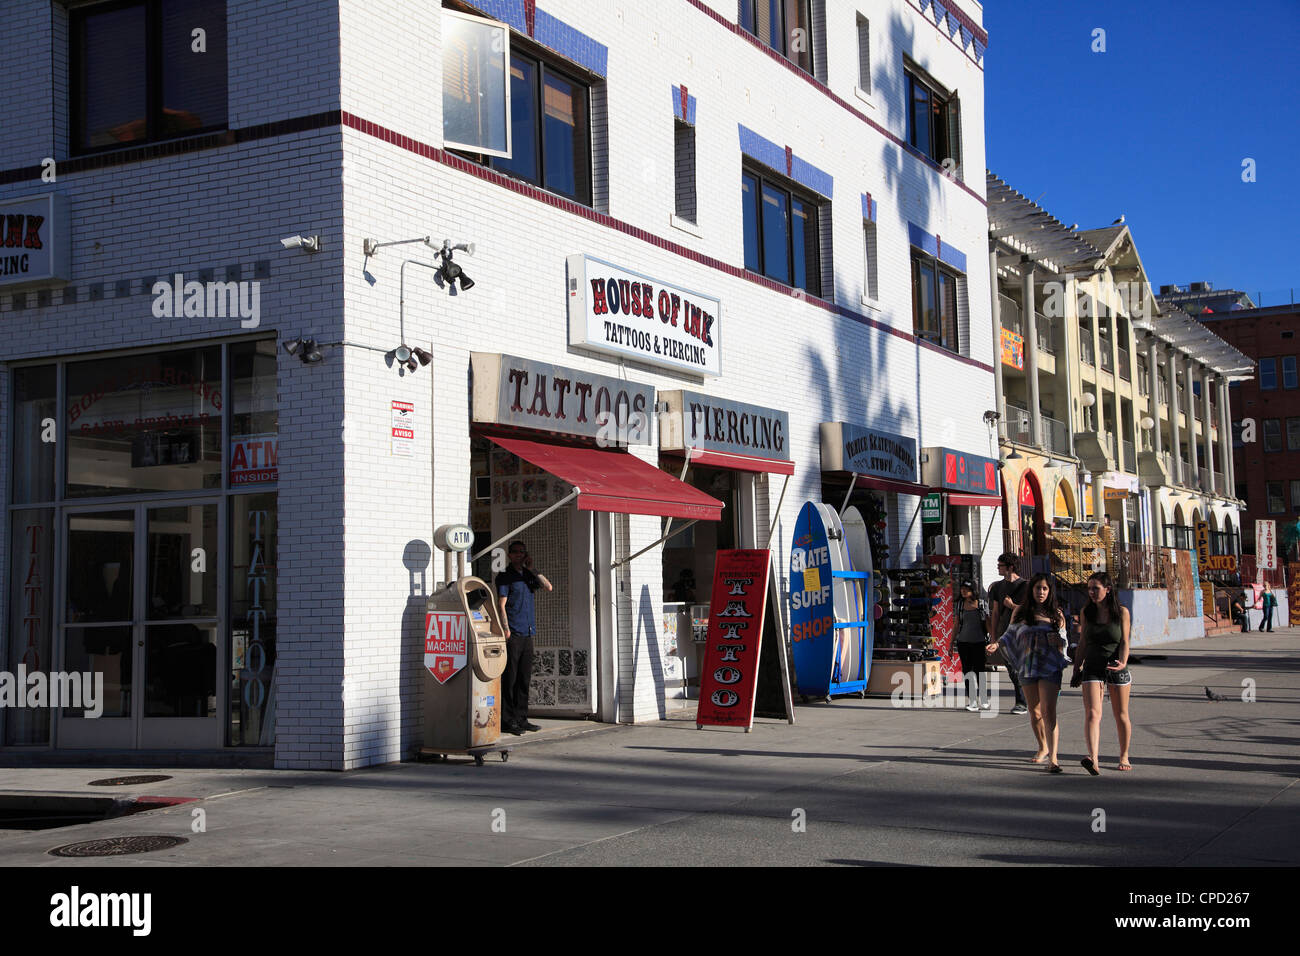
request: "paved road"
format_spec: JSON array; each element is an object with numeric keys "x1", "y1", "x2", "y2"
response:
[{"x1": 1, "y1": 630, "x2": 1296, "y2": 867}]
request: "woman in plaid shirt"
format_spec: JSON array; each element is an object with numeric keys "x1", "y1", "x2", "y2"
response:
[{"x1": 986, "y1": 573, "x2": 1070, "y2": 773}]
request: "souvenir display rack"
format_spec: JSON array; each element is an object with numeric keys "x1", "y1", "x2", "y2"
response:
[{"x1": 876, "y1": 568, "x2": 936, "y2": 661}]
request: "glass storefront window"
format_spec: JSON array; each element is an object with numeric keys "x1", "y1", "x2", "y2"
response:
[
  {"x1": 66, "y1": 347, "x2": 222, "y2": 497},
  {"x1": 66, "y1": 511, "x2": 134, "y2": 624},
  {"x1": 11, "y1": 366, "x2": 57, "y2": 504},
  {"x1": 147, "y1": 504, "x2": 218, "y2": 619},
  {"x1": 229, "y1": 492, "x2": 276, "y2": 745},
  {"x1": 5, "y1": 508, "x2": 55, "y2": 743},
  {"x1": 230, "y1": 339, "x2": 278, "y2": 487}
]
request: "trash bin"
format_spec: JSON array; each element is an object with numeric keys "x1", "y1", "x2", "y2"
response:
[{"x1": 422, "y1": 575, "x2": 508, "y2": 753}]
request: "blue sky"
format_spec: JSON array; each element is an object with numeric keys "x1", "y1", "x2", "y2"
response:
[{"x1": 983, "y1": 0, "x2": 1300, "y2": 305}]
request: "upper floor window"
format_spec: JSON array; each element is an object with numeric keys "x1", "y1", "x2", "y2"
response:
[
  {"x1": 1260, "y1": 357, "x2": 1277, "y2": 389},
  {"x1": 1283, "y1": 355, "x2": 1298, "y2": 389},
  {"x1": 486, "y1": 51, "x2": 592, "y2": 205},
  {"x1": 905, "y1": 67, "x2": 961, "y2": 177},
  {"x1": 741, "y1": 167, "x2": 822, "y2": 297},
  {"x1": 1266, "y1": 480, "x2": 1285, "y2": 514},
  {"x1": 1263, "y1": 418, "x2": 1282, "y2": 452},
  {"x1": 856, "y1": 15, "x2": 871, "y2": 94},
  {"x1": 71, "y1": 0, "x2": 227, "y2": 155},
  {"x1": 739, "y1": 0, "x2": 813, "y2": 75},
  {"x1": 911, "y1": 250, "x2": 961, "y2": 354}
]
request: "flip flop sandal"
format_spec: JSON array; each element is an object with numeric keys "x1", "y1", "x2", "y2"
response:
[
  {"x1": 1049, "y1": 763, "x2": 1063, "y2": 774},
  {"x1": 1080, "y1": 757, "x2": 1101, "y2": 776}
]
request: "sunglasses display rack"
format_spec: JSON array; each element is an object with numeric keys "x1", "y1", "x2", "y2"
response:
[{"x1": 875, "y1": 568, "x2": 937, "y2": 661}]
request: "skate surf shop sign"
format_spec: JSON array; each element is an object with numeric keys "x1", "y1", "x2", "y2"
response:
[
  {"x1": 424, "y1": 611, "x2": 469, "y2": 684},
  {"x1": 566, "y1": 254, "x2": 722, "y2": 377},
  {"x1": 471, "y1": 352, "x2": 654, "y2": 444},
  {"x1": 0, "y1": 194, "x2": 71, "y2": 288}
]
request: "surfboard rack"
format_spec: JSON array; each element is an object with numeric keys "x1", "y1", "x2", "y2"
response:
[{"x1": 829, "y1": 569, "x2": 870, "y2": 696}]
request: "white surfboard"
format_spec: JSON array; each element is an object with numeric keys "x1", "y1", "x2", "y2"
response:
[
  {"x1": 841, "y1": 506, "x2": 875, "y2": 685},
  {"x1": 814, "y1": 503, "x2": 862, "y2": 686}
]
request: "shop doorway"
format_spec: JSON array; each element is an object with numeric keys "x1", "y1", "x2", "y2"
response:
[{"x1": 58, "y1": 500, "x2": 223, "y2": 749}]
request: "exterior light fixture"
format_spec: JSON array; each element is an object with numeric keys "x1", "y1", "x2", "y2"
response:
[
  {"x1": 280, "y1": 234, "x2": 321, "y2": 253},
  {"x1": 283, "y1": 337, "x2": 324, "y2": 363},
  {"x1": 437, "y1": 239, "x2": 476, "y2": 291},
  {"x1": 1005, "y1": 449, "x2": 1023, "y2": 460}
]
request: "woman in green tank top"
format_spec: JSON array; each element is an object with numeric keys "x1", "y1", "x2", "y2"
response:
[{"x1": 1075, "y1": 571, "x2": 1133, "y2": 774}]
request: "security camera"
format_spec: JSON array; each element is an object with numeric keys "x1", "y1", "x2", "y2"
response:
[{"x1": 281, "y1": 235, "x2": 321, "y2": 253}]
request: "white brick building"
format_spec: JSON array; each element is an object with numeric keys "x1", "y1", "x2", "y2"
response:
[{"x1": 1, "y1": 0, "x2": 999, "y2": 769}]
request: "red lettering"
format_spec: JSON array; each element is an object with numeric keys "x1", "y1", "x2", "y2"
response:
[
  {"x1": 618, "y1": 279, "x2": 631, "y2": 315},
  {"x1": 3, "y1": 214, "x2": 22, "y2": 248},
  {"x1": 552, "y1": 377, "x2": 572, "y2": 419},
  {"x1": 231, "y1": 443, "x2": 248, "y2": 471},
  {"x1": 508, "y1": 368, "x2": 528, "y2": 411},
  {"x1": 574, "y1": 382, "x2": 593, "y2": 422},
  {"x1": 658, "y1": 289, "x2": 671, "y2": 323},
  {"x1": 23, "y1": 215, "x2": 44, "y2": 250},
  {"x1": 670, "y1": 294, "x2": 681, "y2": 327},
  {"x1": 589, "y1": 278, "x2": 607, "y2": 314},
  {"x1": 528, "y1": 374, "x2": 551, "y2": 417}
]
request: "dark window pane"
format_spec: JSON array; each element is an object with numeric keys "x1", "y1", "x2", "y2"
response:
[
  {"x1": 760, "y1": 182, "x2": 790, "y2": 285},
  {"x1": 66, "y1": 511, "x2": 134, "y2": 624},
  {"x1": 758, "y1": 0, "x2": 781, "y2": 51},
  {"x1": 791, "y1": 196, "x2": 818, "y2": 295},
  {"x1": 145, "y1": 622, "x2": 217, "y2": 717},
  {"x1": 495, "y1": 56, "x2": 539, "y2": 185},
  {"x1": 64, "y1": 626, "x2": 132, "y2": 717},
  {"x1": 161, "y1": 0, "x2": 227, "y2": 135},
  {"x1": 11, "y1": 365, "x2": 57, "y2": 504},
  {"x1": 230, "y1": 493, "x2": 277, "y2": 746},
  {"x1": 1284, "y1": 356, "x2": 1298, "y2": 388},
  {"x1": 740, "y1": 0, "x2": 755, "y2": 35},
  {"x1": 909, "y1": 78, "x2": 931, "y2": 156},
  {"x1": 785, "y1": 0, "x2": 811, "y2": 72},
  {"x1": 67, "y1": 347, "x2": 223, "y2": 497},
  {"x1": 6, "y1": 508, "x2": 55, "y2": 743},
  {"x1": 939, "y1": 270, "x2": 959, "y2": 351},
  {"x1": 1264, "y1": 419, "x2": 1282, "y2": 451},
  {"x1": 917, "y1": 260, "x2": 936, "y2": 335},
  {"x1": 231, "y1": 339, "x2": 279, "y2": 487},
  {"x1": 77, "y1": 4, "x2": 148, "y2": 150},
  {"x1": 542, "y1": 70, "x2": 589, "y2": 202},
  {"x1": 148, "y1": 504, "x2": 218, "y2": 619},
  {"x1": 741, "y1": 172, "x2": 760, "y2": 273},
  {"x1": 1260, "y1": 358, "x2": 1276, "y2": 389}
]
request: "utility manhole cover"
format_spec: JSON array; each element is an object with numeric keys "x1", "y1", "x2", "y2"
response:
[
  {"x1": 87, "y1": 775, "x2": 172, "y2": 787},
  {"x1": 49, "y1": 835, "x2": 188, "y2": 857}
]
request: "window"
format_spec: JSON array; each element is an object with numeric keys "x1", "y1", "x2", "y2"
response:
[
  {"x1": 1260, "y1": 358, "x2": 1277, "y2": 389},
  {"x1": 1267, "y1": 481, "x2": 1285, "y2": 514},
  {"x1": 740, "y1": 0, "x2": 813, "y2": 74},
  {"x1": 905, "y1": 67, "x2": 961, "y2": 175},
  {"x1": 1080, "y1": 318, "x2": 1095, "y2": 365},
  {"x1": 674, "y1": 120, "x2": 697, "y2": 223},
  {"x1": 1293, "y1": 480, "x2": 1300, "y2": 510},
  {"x1": 741, "y1": 167, "x2": 821, "y2": 296},
  {"x1": 911, "y1": 250, "x2": 960, "y2": 353},
  {"x1": 1284, "y1": 356, "x2": 1298, "y2": 389},
  {"x1": 856, "y1": 15, "x2": 871, "y2": 93},
  {"x1": 1289, "y1": 417, "x2": 1300, "y2": 451},
  {"x1": 442, "y1": 10, "x2": 511, "y2": 156},
  {"x1": 485, "y1": 51, "x2": 592, "y2": 205},
  {"x1": 71, "y1": 0, "x2": 227, "y2": 154},
  {"x1": 863, "y1": 220, "x2": 879, "y2": 302},
  {"x1": 1263, "y1": 418, "x2": 1282, "y2": 452}
]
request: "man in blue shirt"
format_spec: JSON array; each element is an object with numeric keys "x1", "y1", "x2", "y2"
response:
[{"x1": 496, "y1": 540, "x2": 552, "y2": 734}]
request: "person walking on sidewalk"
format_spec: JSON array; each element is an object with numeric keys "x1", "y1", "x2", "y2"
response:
[
  {"x1": 1261, "y1": 585, "x2": 1277, "y2": 633},
  {"x1": 988, "y1": 552, "x2": 1030, "y2": 716},
  {"x1": 1232, "y1": 590, "x2": 1250, "y2": 633},
  {"x1": 955, "y1": 580, "x2": 991, "y2": 712},
  {"x1": 1075, "y1": 571, "x2": 1133, "y2": 774},
  {"x1": 496, "y1": 540, "x2": 552, "y2": 735},
  {"x1": 985, "y1": 573, "x2": 1070, "y2": 772}
]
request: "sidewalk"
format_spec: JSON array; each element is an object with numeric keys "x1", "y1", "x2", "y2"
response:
[{"x1": 1, "y1": 628, "x2": 1296, "y2": 866}]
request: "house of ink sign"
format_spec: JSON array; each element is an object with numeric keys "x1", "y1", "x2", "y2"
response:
[
  {"x1": 818, "y1": 422, "x2": 919, "y2": 484},
  {"x1": 0, "y1": 194, "x2": 70, "y2": 288},
  {"x1": 566, "y1": 254, "x2": 722, "y2": 377},
  {"x1": 471, "y1": 352, "x2": 654, "y2": 444},
  {"x1": 659, "y1": 390, "x2": 791, "y2": 472}
]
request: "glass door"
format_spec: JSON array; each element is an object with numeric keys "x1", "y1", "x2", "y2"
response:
[{"x1": 57, "y1": 501, "x2": 223, "y2": 749}]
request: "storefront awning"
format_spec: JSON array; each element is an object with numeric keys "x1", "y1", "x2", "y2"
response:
[
  {"x1": 490, "y1": 436, "x2": 724, "y2": 521},
  {"x1": 854, "y1": 474, "x2": 929, "y2": 497},
  {"x1": 668, "y1": 447, "x2": 795, "y2": 475},
  {"x1": 945, "y1": 492, "x2": 1004, "y2": 507}
]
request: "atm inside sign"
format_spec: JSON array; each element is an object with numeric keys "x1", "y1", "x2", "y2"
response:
[{"x1": 424, "y1": 612, "x2": 468, "y2": 684}]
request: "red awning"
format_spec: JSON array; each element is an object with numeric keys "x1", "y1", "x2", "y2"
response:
[
  {"x1": 853, "y1": 474, "x2": 930, "y2": 497},
  {"x1": 490, "y1": 436, "x2": 724, "y2": 521},
  {"x1": 946, "y1": 492, "x2": 1003, "y2": 507},
  {"x1": 666, "y1": 447, "x2": 796, "y2": 475}
]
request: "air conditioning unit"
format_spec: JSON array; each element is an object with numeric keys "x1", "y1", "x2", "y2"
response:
[{"x1": 1190, "y1": 281, "x2": 1212, "y2": 292}]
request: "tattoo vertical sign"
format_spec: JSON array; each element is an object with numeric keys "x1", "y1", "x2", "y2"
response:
[{"x1": 696, "y1": 549, "x2": 770, "y2": 730}]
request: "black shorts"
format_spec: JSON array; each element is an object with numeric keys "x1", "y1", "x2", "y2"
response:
[{"x1": 1080, "y1": 660, "x2": 1132, "y2": 685}]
